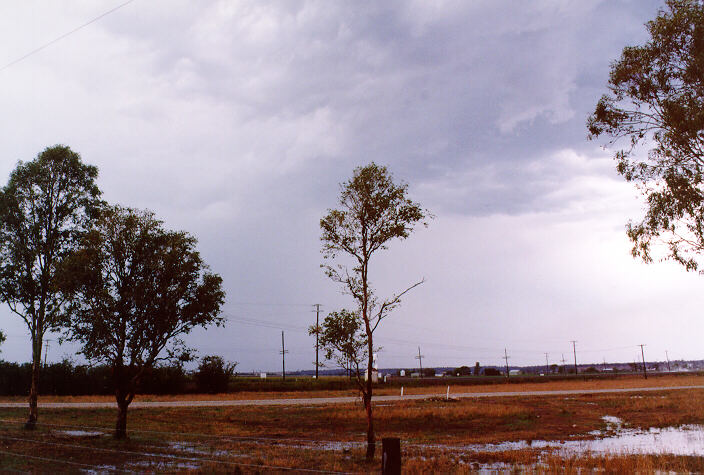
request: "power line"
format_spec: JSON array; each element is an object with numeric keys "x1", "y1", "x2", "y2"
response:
[
  {"x1": 0, "y1": 0, "x2": 137, "y2": 73},
  {"x1": 229, "y1": 302, "x2": 321, "y2": 307}
]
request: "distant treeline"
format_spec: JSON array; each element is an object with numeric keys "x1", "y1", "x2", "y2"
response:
[
  {"x1": 0, "y1": 361, "x2": 190, "y2": 396},
  {"x1": 0, "y1": 359, "x2": 360, "y2": 396}
]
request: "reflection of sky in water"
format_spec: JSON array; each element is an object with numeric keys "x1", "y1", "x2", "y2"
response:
[
  {"x1": 567, "y1": 425, "x2": 704, "y2": 456},
  {"x1": 409, "y1": 418, "x2": 704, "y2": 456}
]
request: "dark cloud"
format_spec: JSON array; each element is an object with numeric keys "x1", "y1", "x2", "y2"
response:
[{"x1": 3, "y1": 0, "x2": 702, "y2": 371}]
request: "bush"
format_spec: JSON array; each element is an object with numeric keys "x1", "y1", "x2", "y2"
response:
[
  {"x1": 139, "y1": 365, "x2": 189, "y2": 394},
  {"x1": 483, "y1": 368, "x2": 502, "y2": 376},
  {"x1": 195, "y1": 356, "x2": 237, "y2": 393}
]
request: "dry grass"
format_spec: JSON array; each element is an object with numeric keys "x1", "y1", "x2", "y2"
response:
[
  {"x1": 1, "y1": 384, "x2": 704, "y2": 472},
  {"x1": 0, "y1": 373, "x2": 700, "y2": 404}
]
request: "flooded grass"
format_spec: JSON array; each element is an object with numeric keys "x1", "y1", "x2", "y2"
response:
[{"x1": 1, "y1": 382, "x2": 704, "y2": 471}]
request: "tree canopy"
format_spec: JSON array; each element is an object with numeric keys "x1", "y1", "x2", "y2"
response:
[
  {"x1": 0, "y1": 145, "x2": 101, "y2": 428},
  {"x1": 588, "y1": 0, "x2": 704, "y2": 270},
  {"x1": 62, "y1": 205, "x2": 225, "y2": 438},
  {"x1": 310, "y1": 309, "x2": 369, "y2": 380}
]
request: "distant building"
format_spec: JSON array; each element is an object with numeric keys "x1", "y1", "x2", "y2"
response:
[{"x1": 509, "y1": 369, "x2": 521, "y2": 376}]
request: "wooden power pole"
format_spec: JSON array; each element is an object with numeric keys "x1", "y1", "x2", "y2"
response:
[
  {"x1": 639, "y1": 344, "x2": 647, "y2": 379},
  {"x1": 544, "y1": 352, "x2": 549, "y2": 376},
  {"x1": 314, "y1": 304, "x2": 321, "y2": 379},
  {"x1": 415, "y1": 346, "x2": 424, "y2": 378},
  {"x1": 280, "y1": 331, "x2": 289, "y2": 381}
]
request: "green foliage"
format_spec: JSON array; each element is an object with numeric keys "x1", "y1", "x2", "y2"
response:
[
  {"x1": 320, "y1": 163, "x2": 428, "y2": 458},
  {"x1": 0, "y1": 145, "x2": 101, "y2": 331},
  {"x1": 588, "y1": 0, "x2": 704, "y2": 270},
  {"x1": 195, "y1": 355, "x2": 237, "y2": 394},
  {"x1": 320, "y1": 162, "x2": 428, "y2": 367},
  {"x1": 0, "y1": 145, "x2": 102, "y2": 423},
  {"x1": 62, "y1": 205, "x2": 225, "y2": 408},
  {"x1": 310, "y1": 309, "x2": 368, "y2": 383}
]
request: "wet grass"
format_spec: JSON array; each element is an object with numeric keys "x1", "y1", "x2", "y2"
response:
[{"x1": 1, "y1": 381, "x2": 704, "y2": 471}]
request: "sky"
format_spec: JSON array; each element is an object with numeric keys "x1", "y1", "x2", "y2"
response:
[{"x1": 0, "y1": 0, "x2": 699, "y2": 373}]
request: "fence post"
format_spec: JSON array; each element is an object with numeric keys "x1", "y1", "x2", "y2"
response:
[{"x1": 382, "y1": 437, "x2": 401, "y2": 474}]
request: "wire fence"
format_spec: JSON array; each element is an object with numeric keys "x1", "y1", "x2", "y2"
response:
[{"x1": 0, "y1": 428, "x2": 357, "y2": 474}]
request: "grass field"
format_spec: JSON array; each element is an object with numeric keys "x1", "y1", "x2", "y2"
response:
[
  {"x1": 1, "y1": 375, "x2": 703, "y2": 472},
  {"x1": 0, "y1": 373, "x2": 701, "y2": 403}
]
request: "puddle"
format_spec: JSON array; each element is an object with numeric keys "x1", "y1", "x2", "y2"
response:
[
  {"x1": 56, "y1": 430, "x2": 104, "y2": 438},
  {"x1": 411, "y1": 424, "x2": 704, "y2": 457},
  {"x1": 80, "y1": 465, "x2": 117, "y2": 474},
  {"x1": 168, "y1": 441, "x2": 230, "y2": 457},
  {"x1": 601, "y1": 415, "x2": 623, "y2": 430},
  {"x1": 569, "y1": 425, "x2": 704, "y2": 456},
  {"x1": 128, "y1": 460, "x2": 201, "y2": 471}
]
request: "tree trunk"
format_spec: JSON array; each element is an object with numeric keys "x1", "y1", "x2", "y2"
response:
[
  {"x1": 115, "y1": 395, "x2": 129, "y2": 439},
  {"x1": 364, "y1": 390, "x2": 375, "y2": 460},
  {"x1": 25, "y1": 336, "x2": 42, "y2": 430},
  {"x1": 365, "y1": 331, "x2": 375, "y2": 460},
  {"x1": 113, "y1": 364, "x2": 134, "y2": 439}
]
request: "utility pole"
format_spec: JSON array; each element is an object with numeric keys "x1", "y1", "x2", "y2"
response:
[
  {"x1": 544, "y1": 352, "x2": 549, "y2": 376},
  {"x1": 503, "y1": 348, "x2": 510, "y2": 379},
  {"x1": 561, "y1": 354, "x2": 566, "y2": 374},
  {"x1": 314, "y1": 304, "x2": 321, "y2": 379},
  {"x1": 43, "y1": 338, "x2": 50, "y2": 368},
  {"x1": 666, "y1": 350, "x2": 671, "y2": 372},
  {"x1": 571, "y1": 340, "x2": 578, "y2": 375},
  {"x1": 415, "y1": 346, "x2": 424, "y2": 378},
  {"x1": 639, "y1": 344, "x2": 647, "y2": 379},
  {"x1": 280, "y1": 331, "x2": 289, "y2": 381}
]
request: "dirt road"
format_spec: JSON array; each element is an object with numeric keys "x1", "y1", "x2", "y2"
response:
[{"x1": 0, "y1": 384, "x2": 702, "y2": 409}]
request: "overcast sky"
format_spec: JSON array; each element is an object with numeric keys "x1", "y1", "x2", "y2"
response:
[{"x1": 1, "y1": 0, "x2": 699, "y2": 373}]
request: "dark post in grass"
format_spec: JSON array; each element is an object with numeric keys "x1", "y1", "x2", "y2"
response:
[{"x1": 382, "y1": 437, "x2": 401, "y2": 474}]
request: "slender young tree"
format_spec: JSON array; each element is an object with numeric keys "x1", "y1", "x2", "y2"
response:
[
  {"x1": 62, "y1": 206, "x2": 225, "y2": 438},
  {"x1": 588, "y1": 0, "x2": 704, "y2": 269},
  {"x1": 0, "y1": 145, "x2": 101, "y2": 429},
  {"x1": 320, "y1": 163, "x2": 428, "y2": 460}
]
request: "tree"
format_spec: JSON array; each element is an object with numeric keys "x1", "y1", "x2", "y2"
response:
[
  {"x1": 0, "y1": 145, "x2": 101, "y2": 428},
  {"x1": 320, "y1": 163, "x2": 428, "y2": 459},
  {"x1": 310, "y1": 309, "x2": 369, "y2": 383},
  {"x1": 455, "y1": 365, "x2": 472, "y2": 376},
  {"x1": 62, "y1": 206, "x2": 225, "y2": 438},
  {"x1": 588, "y1": 0, "x2": 704, "y2": 270},
  {"x1": 195, "y1": 355, "x2": 237, "y2": 394}
]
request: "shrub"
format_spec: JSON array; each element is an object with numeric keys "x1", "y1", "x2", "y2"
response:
[{"x1": 195, "y1": 355, "x2": 237, "y2": 393}]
